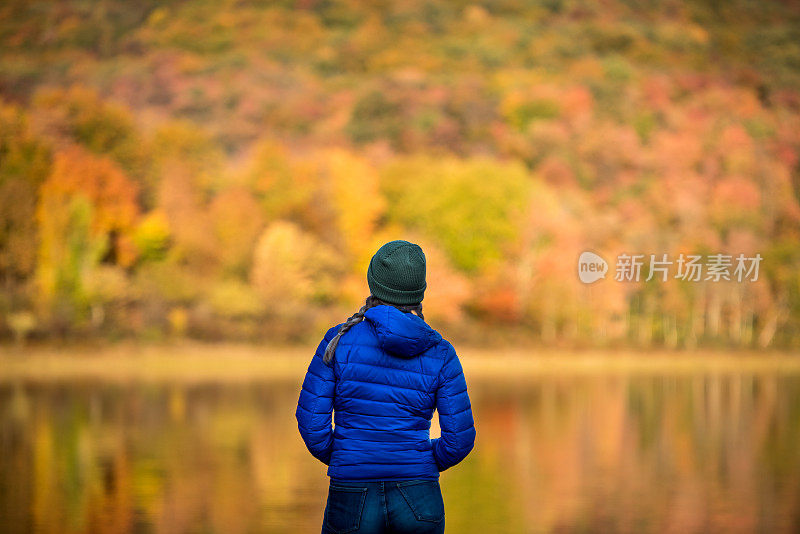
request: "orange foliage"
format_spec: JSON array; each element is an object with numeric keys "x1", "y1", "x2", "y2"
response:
[{"x1": 42, "y1": 145, "x2": 140, "y2": 266}]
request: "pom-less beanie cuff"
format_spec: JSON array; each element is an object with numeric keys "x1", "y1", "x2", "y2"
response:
[
  {"x1": 367, "y1": 240, "x2": 427, "y2": 305},
  {"x1": 368, "y1": 260, "x2": 427, "y2": 304}
]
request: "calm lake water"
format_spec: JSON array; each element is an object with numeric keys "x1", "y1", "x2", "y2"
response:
[{"x1": 1, "y1": 371, "x2": 799, "y2": 533}]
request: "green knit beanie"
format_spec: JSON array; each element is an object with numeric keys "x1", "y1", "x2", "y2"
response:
[{"x1": 367, "y1": 240, "x2": 427, "y2": 305}]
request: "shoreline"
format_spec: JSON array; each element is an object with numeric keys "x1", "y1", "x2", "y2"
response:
[{"x1": 1, "y1": 342, "x2": 799, "y2": 383}]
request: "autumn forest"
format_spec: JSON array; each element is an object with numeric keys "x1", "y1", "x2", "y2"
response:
[{"x1": 1, "y1": 0, "x2": 800, "y2": 348}]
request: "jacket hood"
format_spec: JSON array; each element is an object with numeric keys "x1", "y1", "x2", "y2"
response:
[{"x1": 363, "y1": 305, "x2": 440, "y2": 358}]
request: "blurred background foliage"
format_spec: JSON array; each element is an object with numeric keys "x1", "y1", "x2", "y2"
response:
[{"x1": 0, "y1": 0, "x2": 799, "y2": 347}]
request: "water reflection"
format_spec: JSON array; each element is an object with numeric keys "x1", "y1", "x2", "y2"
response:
[{"x1": 1, "y1": 373, "x2": 799, "y2": 533}]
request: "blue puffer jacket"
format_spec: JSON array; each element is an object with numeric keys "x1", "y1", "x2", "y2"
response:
[{"x1": 296, "y1": 304, "x2": 476, "y2": 480}]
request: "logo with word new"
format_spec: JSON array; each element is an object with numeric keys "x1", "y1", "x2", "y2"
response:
[
  {"x1": 578, "y1": 251, "x2": 608, "y2": 284},
  {"x1": 578, "y1": 251, "x2": 762, "y2": 284}
]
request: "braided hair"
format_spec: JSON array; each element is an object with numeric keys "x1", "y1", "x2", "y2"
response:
[{"x1": 323, "y1": 295, "x2": 424, "y2": 365}]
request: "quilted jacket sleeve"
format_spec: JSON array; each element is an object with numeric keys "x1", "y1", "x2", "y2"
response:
[
  {"x1": 295, "y1": 327, "x2": 338, "y2": 465},
  {"x1": 431, "y1": 343, "x2": 476, "y2": 472}
]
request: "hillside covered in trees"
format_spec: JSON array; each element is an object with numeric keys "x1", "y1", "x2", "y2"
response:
[{"x1": 1, "y1": 0, "x2": 799, "y2": 348}]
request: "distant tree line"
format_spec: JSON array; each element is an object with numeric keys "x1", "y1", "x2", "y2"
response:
[{"x1": 0, "y1": 0, "x2": 799, "y2": 347}]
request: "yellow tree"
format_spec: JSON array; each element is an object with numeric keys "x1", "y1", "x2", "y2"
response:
[
  {"x1": 318, "y1": 148, "x2": 386, "y2": 269},
  {"x1": 250, "y1": 220, "x2": 344, "y2": 316}
]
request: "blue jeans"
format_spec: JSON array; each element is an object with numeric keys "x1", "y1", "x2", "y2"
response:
[{"x1": 321, "y1": 479, "x2": 445, "y2": 534}]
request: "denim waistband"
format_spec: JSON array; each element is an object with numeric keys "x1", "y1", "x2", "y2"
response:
[{"x1": 330, "y1": 477, "x2": 438, "y2": 486}]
